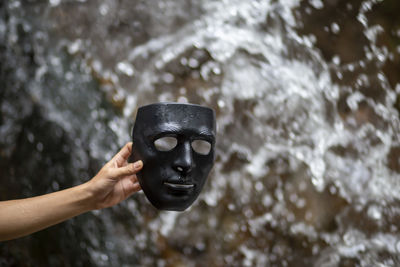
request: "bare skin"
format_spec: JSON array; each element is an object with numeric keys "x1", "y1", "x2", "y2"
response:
[{"x1": 0, "y1": 142, "x2": 143, "y2": 241}]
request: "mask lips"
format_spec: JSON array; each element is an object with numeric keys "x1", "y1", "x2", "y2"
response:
[{"x1": 164, "y1": 182, "x2": 195, "y2": 190}]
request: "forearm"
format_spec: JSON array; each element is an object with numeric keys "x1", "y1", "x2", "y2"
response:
[
  {"x1": 0, "y1": 142, "x2": 141, "y2": 241},
  {"x1": 0, "y1": 183, "x2": 94, "y2": 241}
]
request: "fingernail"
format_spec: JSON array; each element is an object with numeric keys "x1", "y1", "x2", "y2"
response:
[{"x1": 134, "y1": 160, "x2": 143, "y2": 169}]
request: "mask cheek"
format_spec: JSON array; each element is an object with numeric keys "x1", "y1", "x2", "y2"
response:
[
  {"x1": 141, "y1": 151, "x2": 176, "y2": 180},
  {"x1": 193, "y1": 155, "x2": 214, "y2": 182}
]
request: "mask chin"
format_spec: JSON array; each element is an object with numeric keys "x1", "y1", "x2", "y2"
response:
[{"x1": 131, "y1": 102, "x2": 216, "y2": 211}]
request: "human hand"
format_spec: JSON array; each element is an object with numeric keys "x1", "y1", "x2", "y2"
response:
[
  {"x1": 85, "y1": 142, "x2": 143, "y2": 210},
  {"x1": 0, "y1": 142, "x2": 142, "y2": 241}
]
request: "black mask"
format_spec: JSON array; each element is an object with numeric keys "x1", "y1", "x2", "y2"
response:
[{"x1": 131, "y1": 102, "x2": 216, "y2": 211}]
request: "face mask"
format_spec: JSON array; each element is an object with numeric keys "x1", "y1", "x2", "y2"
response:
[{"x1": 131, "y1": 102, "x2": 216, "y2": 211}]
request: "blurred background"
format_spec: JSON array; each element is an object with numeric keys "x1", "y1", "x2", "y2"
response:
[{"x1": 1, "y1": 0, "x2": 400, "y2": 266}]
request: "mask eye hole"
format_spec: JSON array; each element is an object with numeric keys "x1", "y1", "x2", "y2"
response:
[
  {"x1": 191, "y1": 140, "x2": 212, "y2": 155},
  {"x1": 154, "y1": 136, "x2": 178, "y2": 151}
]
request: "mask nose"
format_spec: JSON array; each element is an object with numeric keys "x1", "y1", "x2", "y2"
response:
[{"x1": 172, "y1": 141, "x2": 193, "y2": 175}]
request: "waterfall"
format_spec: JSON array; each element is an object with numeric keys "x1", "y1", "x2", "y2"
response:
[{"x1": 1, "y1": 0, "x2": 399, "y2": 266}]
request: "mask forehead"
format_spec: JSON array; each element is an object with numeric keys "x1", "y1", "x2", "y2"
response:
[{"x1": 135, "y1": 102, "x2": 216, "y2": 139}]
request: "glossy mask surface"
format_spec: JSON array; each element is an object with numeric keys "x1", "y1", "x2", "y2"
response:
[{"x1": 131, "y1": 103, "x2": 216, "y2": 211}]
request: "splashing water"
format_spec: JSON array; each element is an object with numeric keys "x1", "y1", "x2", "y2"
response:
[{"x1": 1, "y1": 0, "x2": 400, "y2": 266}]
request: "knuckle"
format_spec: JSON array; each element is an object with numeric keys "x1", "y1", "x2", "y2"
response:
[
  {"x1": 103, "y1": 169, "x2": 112, "y2": 177},
  {"x1": 130, "y1": 164, "x2": 136, "y2": 172}
]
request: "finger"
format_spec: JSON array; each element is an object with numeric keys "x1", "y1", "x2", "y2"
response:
[
  {"x1": 112, "y1": 161, "x2": 143, "y2": 179},
  {"x1": 131, "y1": 174, "x2": 138, "y2": 183},
  {"x1": 122, "y1": 180, "x2": 142, "y2": 199},
  {"x1": 113, "y1": 142, "x2": 133, "y2": 166},
  {"x1": 131, "y1": 182, "x2": 141, "y2": 193}
]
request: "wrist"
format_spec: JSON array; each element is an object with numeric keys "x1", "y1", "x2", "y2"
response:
[{"x1": 75, "y1": 182, "x2": 96, "y2": 212}]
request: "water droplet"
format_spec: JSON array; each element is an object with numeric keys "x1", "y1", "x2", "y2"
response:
[
  {"x1": 9, "y1": 0, "x2": 21, "y2": 8},
  {"x1": 36, "y1": 142, "x2": 43, "y2": 152},
  {"x1": 377, "y1": 73, "x2": 385, "y2": 82},
  {"x1": 27, "y1": 132, "x2": 34, "y2": 143},
  {"x1": 99, "y1": 4, "x2": 109, "y2": 16},
  {"x1": 311, "y1": 175, "x2": 324, "y2": 191},
  {"x1": 49, "y1": 0, "x2": 61, "y2": 6},
  {"x1": 92, "y1": 60, "x2": 102, "y2": 72},
  {"x1": 212, "y1": 66, "x2": 221, "y2": 75},
  {"x1": 65, "y1": 71, "x2": 73, "y2": 81},
  {"x1": 162, "y1": 72, "x2": 174, "y2": 83},
  {"x1": 331, "y1": 22, "x2": 340, "y2": 34},
  {"x1": 296, "y1": 198, "x2": 306, "y2": 208},
  {"x1": 396, "y1": 240, "x2": 400, "y2": 253},
  {"x1": 332, "y1": 55, "x2": 341, "y2": 65},
  {"x1": 196, "y1": 242, "x2": 205, "y2": 251},
  {"x1": 188, "y1": 58, "x2": 199, "y2": 68},
  {"x1": 52, "y1": 181, "x2": 59, "y2": 191},
  {"x1": 367, "y1": 205, "x2": 382, "y2": 220},
  {"x1": 100, "y1": 254, "x2": 108, "y2": 262},
  {"x1": 180, "y1": 57, "x2": 188, "y2": 65},
  {"x1": 177, "y1": 96, "x2": 188, "y2": 103},
  {"x1": 255, "y1": 181, "x2": 263, "y2": 191},
  {"x1": 329, "y1": 185, "x2": 337, "y2": 194},
  {"x1": 244, "y1": 207, "x2": 253, "y2": 218},
  {"x1": 179, "y1": 87, "x2": 186, "y2": 94},
  {"x1": 68, "y1": 39, "x2": 82, "y2": 54},
  {"x1": 50, "y1": 56, "x2": 61, "y2": 66},
  {"x1": 262, "y1": 194, "x2": 273, "y2": 207},
  {"x1": 310, "y1": 0, "x2": 324, "y2": 9},
  {"x1": 117, "y1": 62, "x2": 134, "y2": 76},
  {"x1": 346, "y1": 92, "x2": 363, "y2": 110}
]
